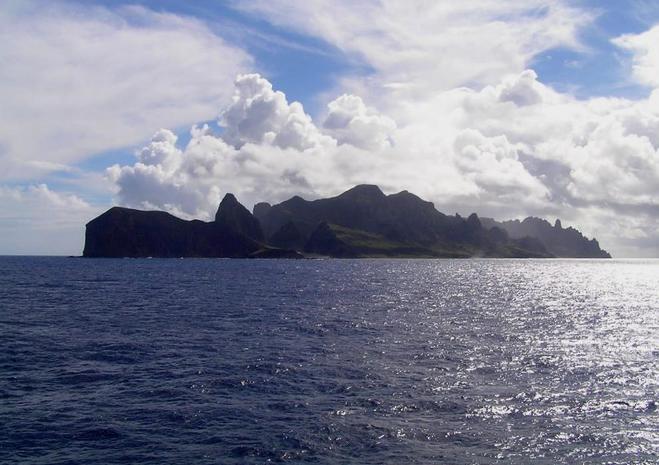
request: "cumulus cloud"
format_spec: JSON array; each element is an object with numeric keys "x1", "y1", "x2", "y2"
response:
[
  {"x1": 453, "y1": 129, "x2": 549, "y2": 200},
  {"x1": 497, "y1": 70, "x2": 544, "y2": 106},
  {"x1": 109, "y1": 66, "x2": 659, "y2": 257},
  {"x1": 323, "y1": 95, "x2": 396, "y2": 150},
  {"x1": 219, "y1": 74, "x2": 331, "y2": 150},
  {"x1": 450, "y1": 70, "x2": 659, "y2": 211},
  {"x1": 613, "y1": 25, "x2": 659, "y2": 87},
  {"x1": 0, "y1": 1, "x2": 251, "y2": 180},
  {"x1": 111, "y1": 122, "x2": 350, "y2": 218},
  {"x1": 566, "y1": 117, "x2": 659, "y2": 206},
  {"x1": 0, "y1": 184, "x2": 101, "y2": 255},
  {"x1": 109, "y1": 128, "x2": 216, "y2": 219},
  {"x1": 6, "y1": 1, "x2": 655, "y2": 257},
  {"x1": 110, "y1": 74, "x2": 553, "y2": 218}
]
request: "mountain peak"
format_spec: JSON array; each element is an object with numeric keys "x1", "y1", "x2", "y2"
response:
[
  {"x1": 84, "y1": 185, "x2": 611, "y2": 259},
  {"x1": 485, "y1": 216, "x2": 610, "y2": 258},
  {"x1": 219, "y1": 192, "x2": 238, "y2": 205},
  {"x1": 215, "y1": 193, "x2": 264, "y2": 242},
  {"x1": 338, "y1": 184, "x2": 386, "y2": 200},
  {"x1": 215, "y1": 193, "x2": 241, "y2": 220},
  {"x1": 467, "y1": 213, "x2": 481, "y2": 228},
  {"x1": 253, "y1": 202, "x2": 272, "y2": 220}
]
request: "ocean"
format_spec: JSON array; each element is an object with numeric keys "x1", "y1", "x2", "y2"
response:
[{"x1": 1, "y1": 257, "x2": 657, "y2": 464}]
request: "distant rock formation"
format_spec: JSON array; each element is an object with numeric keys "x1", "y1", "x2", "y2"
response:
[
  {"x1": 268, "y1": 221, "x2": 304, "y2": 250},
  {"x1": 480, "y1": 216, "x2": 611, "y2": 258},
  {"x1": 255, "y1": 184, "x2": 553, "y2": 258},
  {"x1": 83, "y1": 194, "x2": 302, "y2": 258},
  {"x1": 214, "y1": 193, "x2": 265, "y2": 242},
  {"x1": 84, "y1": 185, "x2": 610, "y2": 258}
]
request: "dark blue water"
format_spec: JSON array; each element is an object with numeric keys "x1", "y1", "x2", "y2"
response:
[{"x1": 1, "y1": 257, "x2": 657, "y2": 464}]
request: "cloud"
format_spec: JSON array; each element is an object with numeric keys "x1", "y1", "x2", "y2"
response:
[
  {"x1": 4, "y1": 1, "x2": 656, "y2": 257},
  {"x1": 451, "y1": 70, "x2": 659, "y2": 212},
  {"x1": 613, "y1": 25, "x2": 659, "y2": 87},
  {"x1": 110, "y1": 67, "x2": 659, "y2": 257},
  {"x1": 453, "y1": 129, "x2": 549, "y2": 200},
  {"x1": 234, "y1": 0, "x2": 592, "y2": 103},
  {"x1": 0, "y1": 1, "x2": 251, "y2": 181},
  {"x1": 109, "y1": 126, "x2": 225, "y2": 219},
  {"x1": 110, "y1": 73, "x2": 551, "y2": 217},
  {"x1": 137, "y1": 129, "x2": 183, "y2": 168},
  {"x1": 219, "y1": 74, "x2": 331, "y2": 150},
  {"x1": 0, "y1": 184, "x2": 101, "y2": 255},
  {"x1": 323, "y1": 94, "x2": 396, "y2": 150},
  {"x1": 566, "y1": 117, "x2": 659, "y2": 207},
  {"x1": 497, "y1": 70, "x2": 544, "y2": 106}
]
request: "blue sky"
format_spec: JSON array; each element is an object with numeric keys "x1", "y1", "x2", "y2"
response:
[
  {"x1": 20, "y1": 0, "x2": 659, "y2": 178},
  {"x1": 34, "y1": 0, "x2": 373, "y2": 180},
  {"x1": 31, "y1": 0, "x2": 659, "y2": 176},
  {"x1": 533, "y1": 0, "x2": 659, "y2": 98},
  {"x1": 71, "y1": 0, "x2": 659, "y2": 102},
  {"x1": 80, "y1": 0, "x2": 366, "y2": 110},
  {"x1": 1, "y1": 0, "x2": 659, "y2": 256}
]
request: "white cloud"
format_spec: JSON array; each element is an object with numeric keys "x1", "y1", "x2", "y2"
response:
[
  {"x1": 323, "y1": 94, "x2": 396, "y2": 150},
  {"x1": 0, "y1": 184, "x2": 102, "y2": 255},
  {"x1": 450, "y1": 70, "x2": 659, "y2": 211},
  {"x1": 0, "y1": 1, "x2": 251, "y2": 180},
  {"x1": 137, "y1": 129, "x2": 182, "y2": 168},
  {"x1": 109, "y1": 67, "x2": 659, "y2": 257},
  {"x1": 613, "y1": 25, "x2": 659, "y2": 87},
  {"x1": 110, "y1": 74, "x2": 552, "y2": 218},
  {"x1": 453, "y1": 129, "x2": 549, "y2": 200},
  {"x1": 3, "y1": 1, "x2": 658, "y2": 257},
  {"x1": 497, "y1": 70, "x2": 544, "y2": 106},
  {"x1": 109, "y1": 126, "x2": 226, "y2": 220},
  {"x1": 219, "y1": 74, "x2": 332, "y2": 150},
  {"x1": 234, "y1": 0, "x2": 591, "y2": 104}
]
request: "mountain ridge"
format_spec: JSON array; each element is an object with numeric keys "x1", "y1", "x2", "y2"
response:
[
  {"x1": 480, "y1": 216, "x2": 611, "y2": 258},
  {"x1": 83, "y1": 185, "x2": 611, "y2": 259}
]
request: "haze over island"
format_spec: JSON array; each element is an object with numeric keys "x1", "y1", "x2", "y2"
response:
[{"x1": 1, "y1": 1, "x2": 659, "y2": 257}]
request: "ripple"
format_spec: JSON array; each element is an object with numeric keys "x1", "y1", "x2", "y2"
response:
[{"x1": 0, "y1": 257, "x2": 657, "y2": 464}]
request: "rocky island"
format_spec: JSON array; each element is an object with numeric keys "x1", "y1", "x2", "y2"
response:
[{"x1": 83, "y1": 185, "x2": 611, "y2": 259}]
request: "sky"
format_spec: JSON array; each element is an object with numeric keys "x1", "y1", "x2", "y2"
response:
[{"x1": 1, "y1": 0, "x2": 659, "y2": 257}]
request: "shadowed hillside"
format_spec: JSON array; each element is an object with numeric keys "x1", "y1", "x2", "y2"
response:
[{"x1": 84, "y1": 185, "x2": 610, "y2": 259}]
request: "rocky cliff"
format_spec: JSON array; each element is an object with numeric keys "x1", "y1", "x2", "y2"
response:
[
  {"x1": 84, "y1": 185, "x2": 610, "y2": 259},
  {"x1": 83, "y1": 195, "x2": 301, "y2": 258},
  {"x1": 255, "y1": 185, "x2": 553, "y2": 258},
  {"x1": 480, "y1": 217, "x2": 611, "y2": 258}
]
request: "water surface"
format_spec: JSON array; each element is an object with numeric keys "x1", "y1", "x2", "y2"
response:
[{"x1": 1, "y1": 258, "x2": 657, "y2": 464}]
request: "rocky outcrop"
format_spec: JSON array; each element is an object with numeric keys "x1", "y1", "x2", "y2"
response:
[
  {"x1": 84, "y1": 186, "x2": 610, "y2": 259},
  {"x1": 269, "y1": 221, "x2": 305, "y2": 250},
  {"x1": 256, "y1": 185, "x2": 556, "y2": 258},
  {"x1": 215, "y1": 193, "x2": 265, "y2": 242},
  {"x1": 83, "y1": 194, "x2": 298, "y2": 258},
  {"x1": 481, "y1": 216, "x2": 611, "y2": 258},
  {"x1": 83, "y1": 207, "x2": 260, "y2": 258}
]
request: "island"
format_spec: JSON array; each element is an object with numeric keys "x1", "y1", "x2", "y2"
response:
[{"x1": 83, "y1": 185, "x2": 611, "y2": 259}]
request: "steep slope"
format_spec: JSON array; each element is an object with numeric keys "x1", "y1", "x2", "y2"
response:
[
  {"x1": 303, "y1": 222, "x2": 461, "y2": 258},
  {"x1": 255, "y1": 185, "x2": 550, "y2": 258},
  {"x1": 83, "y1": 194, "x2": 300, "y2": 258},
  {"x1": 215, "y1": 193, "x2": 265, "y2": 242},
  {"x1": 84, "y1": 186, "x2": 608, "y2": 259},
  {"x1": 481, "y1": 217, "x2": 611, "y2": 258},
  {"x1": 268, "y1": 221, "x2": 305, "y2": 250},
  {"x1": 256, "y1": 185, "x2": 446, "y2": 243},
  {"x1": 83, "y1": 207, "x2": 261, "y2": 258}
]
